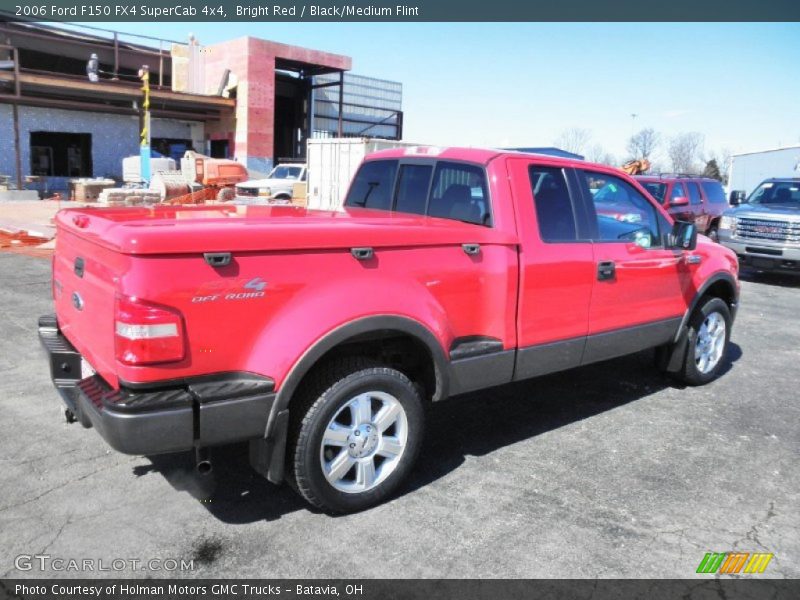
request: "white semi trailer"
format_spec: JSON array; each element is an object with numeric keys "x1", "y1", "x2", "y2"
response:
[
  {"x1": 306, "y1": 137, "x2": 417, "y2": 210},
  {"x1": 728, "y1": 145, "x2": 800, "y2": 198}
]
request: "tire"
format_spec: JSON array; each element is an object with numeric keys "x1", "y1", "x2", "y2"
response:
[
  {"x1": 286, "y1": 357, "x2": 425, "y2": 513},
  {"x1": 706, "y1": 225, "x2": 719, "y2": 243},
  {"x1": 675, "y1": 297, "x2": 731, "y2": 386}
]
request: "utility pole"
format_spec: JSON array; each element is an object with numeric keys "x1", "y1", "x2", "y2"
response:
[{"x1": 138, "y1": 65, "x2": 151, "y2": 186}]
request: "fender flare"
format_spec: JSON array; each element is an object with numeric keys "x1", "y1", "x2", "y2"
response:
[
  {"x1": 673, "y1": 270, "x2": 739, "y2": 343},
  {"x1": 663, "y1": 271, "x2": 738, "y2": 372},
  {"x1": 267, "y1": 314, "x2": 450, "y2": 437},
  {"x1": 255, "y1": 315, "x2": 450, "y2": 484}
]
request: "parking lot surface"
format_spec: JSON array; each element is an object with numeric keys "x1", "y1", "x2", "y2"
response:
[{"x1": 1, "y1": 251, "x2": 797, "y2": 579}]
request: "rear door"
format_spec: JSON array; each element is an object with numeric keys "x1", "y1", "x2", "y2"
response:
[
  {"x1": 577, "y1": 169, "x2": 694, "y2": 363},
  {"x1": 507, "y1": 157, "x2": 595, "y2": 378}
]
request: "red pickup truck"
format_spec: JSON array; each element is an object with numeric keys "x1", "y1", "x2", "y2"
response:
[{"x1": 39, "y1": 147, "x2": 740, "y2": 513}]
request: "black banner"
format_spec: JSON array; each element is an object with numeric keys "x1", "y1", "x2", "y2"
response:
[
  {"x1": 2, "y1": 580, "x2": 800, "y2": 600},
  {"x1": 2, "y1": 0, "x2": 800, "y2": 22}
]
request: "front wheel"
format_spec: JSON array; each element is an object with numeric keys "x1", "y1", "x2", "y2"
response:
[
  {"x1": 675, "y1": 297, "x2": 732, "y2": 386},
  {"x1": 706, "y1": 225, "x2": 719, "y2": 243},
  {"x1": 287, "y1": 358, "x2": 424, "y2": 513}
]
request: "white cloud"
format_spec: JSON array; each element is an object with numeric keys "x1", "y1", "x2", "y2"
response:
[{"x1": 663, "y1": 109, "x2": 693, "y2": 119}]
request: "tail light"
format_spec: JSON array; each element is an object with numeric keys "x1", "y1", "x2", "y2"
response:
[{"x1": 114, "y1": 295, "x2": 185, "y2": 365}]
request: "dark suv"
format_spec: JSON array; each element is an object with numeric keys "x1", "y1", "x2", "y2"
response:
[{"x1": 635, "y1": 175, "x2": 729, "y2": 241}]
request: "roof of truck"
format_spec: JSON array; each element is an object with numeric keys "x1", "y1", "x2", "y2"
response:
[{"x1": 365, "y1": 146, "x2": 584, "y2": 167}]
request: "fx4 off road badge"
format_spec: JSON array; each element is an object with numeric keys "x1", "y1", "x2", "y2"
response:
[{"x1": 192, "y1": 277, "x2": 267, "y2": 303}]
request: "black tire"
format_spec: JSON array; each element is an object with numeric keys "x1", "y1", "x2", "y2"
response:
[
  {"x1": 286, "y1": 357, "x2": 424, "y2": 513},
  {"x1": 706, "y1": 225, "x2": 719, "y2": 243},
  {"x1": 675, "y1": 297, "x2": 731, "y2": 386}
]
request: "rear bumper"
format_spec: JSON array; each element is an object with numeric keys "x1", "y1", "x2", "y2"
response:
[{"x1": 38, "y1": 315, "x2": 276, "y2": 455}]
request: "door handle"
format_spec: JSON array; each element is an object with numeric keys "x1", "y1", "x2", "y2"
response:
[
  {"x1": 597, "y1": 260, "x2": 616, "y2": 281},
  {"x1": 462, "y1": 243, "x2": 480, "y2": 256},
  {"x1": 351, "y1": 247, "x2": 374, "y2": 261}
]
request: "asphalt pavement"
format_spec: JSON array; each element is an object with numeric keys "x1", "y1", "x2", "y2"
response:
[{"x1": 0, "y1": 251, "x2": 797, "y2": 579}]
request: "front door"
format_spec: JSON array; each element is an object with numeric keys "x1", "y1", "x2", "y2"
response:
[{"x1": 578, "y1": 169, "x2": 695, "y2": 363}]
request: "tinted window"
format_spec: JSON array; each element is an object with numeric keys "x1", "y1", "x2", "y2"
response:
[
  {"x1": 428, "y1": 162, "x2": 491, "y2": 226},
  {"x1": 583, "y1": 171, "x2": 660, "y2": 248},
  {"x1": 701, "y1": 181, "x2": 727, "y2": 204},
  {"x1": 393, "y1": 164, "x2": 432, "y2": 216},
  {"x1": 670, "y1": 182, "x2": 686, "y2": 202},
  {"x1": 687, "y1": 182, "x2": 702, "y2": 205},
  {"x1": 530, "y1": 166, "x2": 577, "y2": 242},
  {"x1": 344, "y1": 160, "x2": 398, "y2": 210},
  {"x1": 641, "y1": 182, "x2": 667, "y2": 203}
]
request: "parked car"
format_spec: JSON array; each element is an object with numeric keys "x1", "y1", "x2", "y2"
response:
[
  {"x1": 635, "y1": 175, "x2": 729, "y2": 241},
  {"x1": 718, "y1": 177, "x2": 800, "y2": 273},
  {"x1": 39, "y1": 148, "x2": 740, "y2": 513},
  {"x1": 235, "y1": 163, "x2": 306, "y2": 203}
]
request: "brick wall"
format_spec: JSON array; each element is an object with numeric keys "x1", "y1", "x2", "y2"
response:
[{"x1": 0, "y1": 104, "x2": 202, "y2": 193}]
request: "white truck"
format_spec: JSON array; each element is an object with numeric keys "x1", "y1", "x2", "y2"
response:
[
  {"x1": 306, "y1": 138, "x2": 416, "y2": 210},
  {"x1": 728, "y1": 145, "x2": 800, "y2": 199},
  {"x1": 235, "y1": 163, "x2": 307, "y2": 204}
]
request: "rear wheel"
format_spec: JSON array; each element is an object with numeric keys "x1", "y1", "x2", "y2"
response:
[
  {"x1": 287, "y1": 357, "x2": 424, "y2": 513},
  {"x1": 675, "y1": 297, "x2": 731, "y2": 386}
]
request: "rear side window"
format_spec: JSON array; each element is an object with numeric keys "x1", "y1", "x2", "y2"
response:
[
  {"x1": 344, "y1": 160, "x2": 398, "y2": 210},
  {"x1": 701, "y1": 181, "x2": 727, "y2": 204},
  {"x1": 529, "y1": 166, "x2": 577, "y2": 242},
  {"x1": 394, "y1": 164, "x2": 432, "y2": 216},
  {"x1": 428, "y1": 162, "x2": 491, "y2": 226},
  {"x1": 687, "y1": 182, "x2": 702, "y2": 205}
]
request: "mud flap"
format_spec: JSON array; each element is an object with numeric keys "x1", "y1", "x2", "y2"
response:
[{"x1": 249, "y1": 408, "x2": 290, "y2": 484}]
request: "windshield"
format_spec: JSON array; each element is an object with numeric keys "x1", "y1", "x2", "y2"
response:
[
  {"x1": 640, "y1": 182, "x2": 667, "y2": 203},
  {"x1": 747, "y1": 181, "x2": 800, "y2": 205},
  {"x1": 268, "y1": 165, "x2": 303, "y2": 180}
]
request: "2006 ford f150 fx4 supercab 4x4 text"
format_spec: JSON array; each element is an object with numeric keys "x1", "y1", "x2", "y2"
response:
[{"x1": 39, "y1": 147, "x2": 740, "y2": 513}]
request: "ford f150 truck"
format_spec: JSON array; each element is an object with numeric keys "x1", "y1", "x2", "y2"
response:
[{"x1": 39, "y1": 147, "x2": 740, "y2": 513}]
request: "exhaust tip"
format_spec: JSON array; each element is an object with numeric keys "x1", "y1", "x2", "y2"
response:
[{"x1": 196, "y1": 460, "x2": 213, "y2": 476}]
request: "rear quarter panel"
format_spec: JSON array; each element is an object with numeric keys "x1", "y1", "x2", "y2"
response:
[{"x1": 116, "y1": 242, "x2": 519, "y2": 390}]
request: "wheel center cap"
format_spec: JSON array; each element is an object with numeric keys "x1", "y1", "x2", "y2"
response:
[{"x1": 347, "y1": 424, "x2": 379, "y2": 458}]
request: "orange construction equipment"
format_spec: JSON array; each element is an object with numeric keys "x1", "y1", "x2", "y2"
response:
[
  {"x1": 166, "y1": 151, "x2": 248, "y2": 204},
  {"x1": 621, "y1": 158, "x2": 651, "y2": 176}
]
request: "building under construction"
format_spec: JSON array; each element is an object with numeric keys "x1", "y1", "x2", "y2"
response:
[{"x1": 0, "y1": 21, "x2": 403, "y2": 194}]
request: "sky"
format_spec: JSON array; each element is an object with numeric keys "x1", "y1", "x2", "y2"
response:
[{"x1": 82, "y1": 22, "x2": 800, "y2": 164}]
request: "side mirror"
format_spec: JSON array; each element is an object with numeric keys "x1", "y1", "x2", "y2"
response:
[
  {"x1": 670, "y1": 196, "x2": 689, "y2": 207},
  {"x1": 729, "y1": 190, "x2": 746, "y2": 205},
  {"x1": 672, "y1": 221, "x2": 697, "y2": 251}
]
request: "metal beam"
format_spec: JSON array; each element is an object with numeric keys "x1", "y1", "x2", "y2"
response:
[
  {"x1": 0, "y1": 69, "x2": 235, "y2": 109},
  {"x1": 0, "y1": 94, "x2": 222, "y2": 121},
  {"x1": 337, "y1": 70, "x2": 343, "y2": 137}
]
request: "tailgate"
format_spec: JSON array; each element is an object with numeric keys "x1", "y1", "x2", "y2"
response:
[{"x1": 54, "y1": 226, "x2": 126, "y2": 389}]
